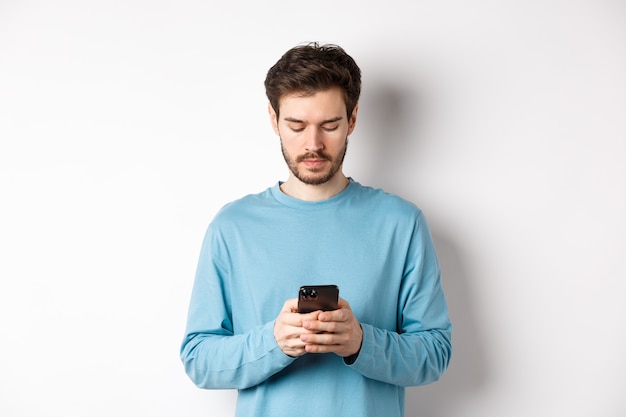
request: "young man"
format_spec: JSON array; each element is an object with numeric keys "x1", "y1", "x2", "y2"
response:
[{"x1": 180, "y1": 43, "x2": 452, "y2": 417}]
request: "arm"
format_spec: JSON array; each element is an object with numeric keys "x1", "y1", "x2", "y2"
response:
[
  {"x1": 179, "y1": 227, "x2": 296, "y2": 390},
  {"x1": 350, "y1": 319, "x2": 451, "y2": 387},
  {"x1": 181, "y1": 322, "x2": 295, "y2": 390},
  {"x1": 350, "y1": 212, "x2": 452, "y2": 386}
]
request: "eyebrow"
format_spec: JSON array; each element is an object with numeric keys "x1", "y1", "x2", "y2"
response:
[{"x1": 284, "y1": 116, "x2": 343, "y2": 125}]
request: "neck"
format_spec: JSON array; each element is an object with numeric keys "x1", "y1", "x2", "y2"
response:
[{"x1": 280, "y1": 173, "x2": 349, "y2": 202}]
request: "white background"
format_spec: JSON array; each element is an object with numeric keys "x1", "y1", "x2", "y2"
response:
[{"x1": 1, "y1": 1, "x2": 625, "y2": 416}]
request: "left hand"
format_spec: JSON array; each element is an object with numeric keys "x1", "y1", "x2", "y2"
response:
[{"x1": 299, "y1": 297, "x2": 363, "y2": 358}]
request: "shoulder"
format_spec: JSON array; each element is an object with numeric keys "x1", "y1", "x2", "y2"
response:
[
  {"x1": 350, "y1": 181, "x2": 423, "y2": 219},
  {"x1": 208, "y1": 186, "x2": 276, "y2": 229}
]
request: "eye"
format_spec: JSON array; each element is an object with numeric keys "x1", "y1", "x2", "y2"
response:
[
  {"x1": 288, "y1": 124, "x2": 305, "y2": 133},
  {"x1": 322, "y1": 125, "x2": 339, "y2": 132}
]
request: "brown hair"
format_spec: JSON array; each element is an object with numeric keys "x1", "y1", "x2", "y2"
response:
[{"x1": 264, "y1": 42, "x2": 361, "y2": 119}]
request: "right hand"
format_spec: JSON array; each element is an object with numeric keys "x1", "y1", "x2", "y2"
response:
[{"x1": 273, "y1": 298, "x2": 320, "y2": 357}]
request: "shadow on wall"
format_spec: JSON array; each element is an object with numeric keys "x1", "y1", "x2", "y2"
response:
[
  {"x1": 360, "y1": 80, "x2": 489, "y2": 416},
  {"x1": 405, "y1": 231, "x2": 489, "y2": 417},
  {"x1": 355, "y1": 80, "x2": 420, "y2": 192}
]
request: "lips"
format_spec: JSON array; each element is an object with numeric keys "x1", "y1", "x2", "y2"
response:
[{"x1": 302, "y1": 159, "x2": 327, "y2": 168}]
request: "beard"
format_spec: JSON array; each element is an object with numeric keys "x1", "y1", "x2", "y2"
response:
[{"x1": 280, "y1": 137, "x2": 348, "y2": 185}]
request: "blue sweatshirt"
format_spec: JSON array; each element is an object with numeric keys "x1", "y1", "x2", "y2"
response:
[{"x1": 181, "y1": 180, "x2": 452, "y2": 417}]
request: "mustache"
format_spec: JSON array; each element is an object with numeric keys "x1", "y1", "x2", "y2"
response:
[{"x1": 296, "y1": 152, "x2": 331, "y2": 163}]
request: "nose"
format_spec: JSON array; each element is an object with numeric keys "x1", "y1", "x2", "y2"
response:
[{"x1": 304, "y1": 127, "x2": 324, "y2": 152}]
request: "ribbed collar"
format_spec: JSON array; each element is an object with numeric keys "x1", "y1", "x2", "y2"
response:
[{"x1": 270, "y1": 178, "x2": 357, "y2": 210}]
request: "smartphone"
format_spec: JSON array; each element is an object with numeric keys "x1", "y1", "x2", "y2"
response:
[{"x1": 297, "y1": 285, "x2": 339, "y2": 313}]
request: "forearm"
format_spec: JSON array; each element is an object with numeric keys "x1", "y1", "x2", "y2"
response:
[
  {"x1": 347, "y1": 322, "x2": 452, "y2": 387},
  {"x1": 180, "y1": 320, "x2": 295, "y2": 390}
]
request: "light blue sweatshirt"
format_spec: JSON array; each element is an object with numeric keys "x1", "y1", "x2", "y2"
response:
[{"x1": 181, "y1": 180, "x2": 452, "y2": 417}]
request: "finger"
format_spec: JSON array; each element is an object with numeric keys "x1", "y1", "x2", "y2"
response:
[
  {"x1": 318, "y1": 308, "x2": 348, "y2": 323},
  {"x1": 281, "y1": 298, "x2": 299, "y2": 312},
  {"x1": 282, "y1": 337, "x2": 307, "y2": 357},
  {"x1": 337, "y1": 297, "x2": 350, "y2": 309},
  {"x1": 317, "y1": 297, "x2": 352, "y2": 320},
  {"x1": 301, "y1": 331, "x2": 337, "y2": 346},
  {"x1": 282, "y1": 311, "x2": 321, "y2": 330},
  {"x1": 303, "y1": 318, "x2": 340, "y2": 335}
]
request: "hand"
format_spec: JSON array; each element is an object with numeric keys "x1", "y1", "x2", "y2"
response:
[
  {"x1": 273, "y1": 298, "x2": 322, "y2": 357},
  {"x1": 299, "y1": 298, "x2": 363, "y2": 358}
]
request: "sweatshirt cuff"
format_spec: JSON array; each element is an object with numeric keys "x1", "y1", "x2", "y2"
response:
[{"x1": 343, "y1": 322, "x2": 374, "y2": 368}]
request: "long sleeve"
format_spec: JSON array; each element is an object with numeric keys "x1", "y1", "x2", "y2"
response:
[
  {"x1": 346, "y1": 211, "x2": 452, "y2": 386},
  {"x1": 181, "y1": 322, "x2": 295, "y2": 389},
  {"x1": 179, "y1": 223, "x2": 296, "y2": 390}
]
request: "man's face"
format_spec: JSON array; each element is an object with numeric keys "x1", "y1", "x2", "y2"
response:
[{"x1": 269, "y1": 88, "x2": 358, "y2": 186}]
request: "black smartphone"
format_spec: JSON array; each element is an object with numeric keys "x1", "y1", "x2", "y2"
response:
[{"x1": 297, "y1": 285, "x2": 339, "y2": 313}]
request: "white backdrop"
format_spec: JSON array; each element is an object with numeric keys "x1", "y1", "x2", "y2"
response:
[{"x1": 1, "y1": 1, "x2": 625, "y2": 416}]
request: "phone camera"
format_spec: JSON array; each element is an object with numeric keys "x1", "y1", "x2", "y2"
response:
[{"x1": 299, "y1": 288, "x2": 318, "y2": 300}]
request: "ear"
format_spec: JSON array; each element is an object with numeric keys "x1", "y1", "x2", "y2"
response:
[
  {"x1": 347, "y1": 103, "x2": 359, "y2": 135},
  {"x1": 268, "y1": 103, "x2": 280, "y2": 135}
]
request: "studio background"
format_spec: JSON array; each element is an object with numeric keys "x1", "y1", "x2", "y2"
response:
[{"x1": 1, "y1": 1, "x2": 624, "y2": 416}]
